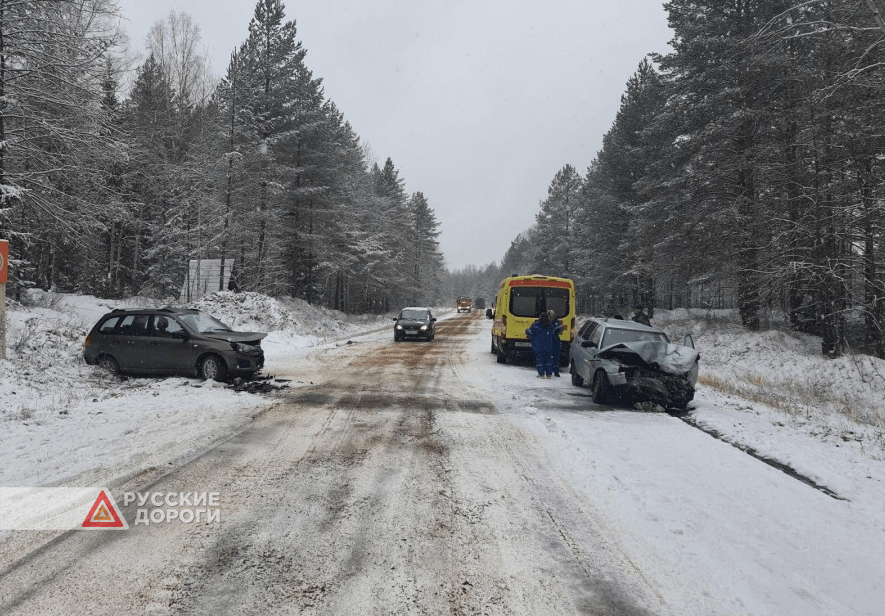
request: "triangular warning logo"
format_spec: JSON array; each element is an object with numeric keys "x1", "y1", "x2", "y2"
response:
[{"x1": 82, "y1": 490, "x2": 128, "y2": 529}]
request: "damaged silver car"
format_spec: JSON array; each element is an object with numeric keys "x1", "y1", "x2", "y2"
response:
[{"x1": 568, "y1": 317, "x2": 699, "y2": 410}]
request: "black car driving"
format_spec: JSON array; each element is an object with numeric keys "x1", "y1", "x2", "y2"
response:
[{"x1": 393, "y1": 307, "x2": 436, "y2": 341}]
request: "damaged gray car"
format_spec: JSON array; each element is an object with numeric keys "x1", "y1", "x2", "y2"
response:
[{"x1": 569, "y1": 317, "x2": 699, "y2": 410}]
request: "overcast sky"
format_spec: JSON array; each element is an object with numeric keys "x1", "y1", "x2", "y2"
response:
[{"x1": 115, "y1": 0, "x2": 673, "y2": 271}]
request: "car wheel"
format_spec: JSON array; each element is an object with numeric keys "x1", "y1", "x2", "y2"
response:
[
  {"x1": 394, "y1": 333, "x2": 401, "y2": 342},
  {"x1": 491, "y1": 338, "x2": 496, "y2": 354},
  {"x1": 591, "y1": 371, "x2": 610, "y2": 404},
  {"x1": 496, "y1": 345, "x2": 507, "y2": 364},
  {"x1": 98, "y1": 355, "x2": 119, "y2": 376},
  {"x1": 199, "y1": 354, "x2": 228, "y2": 382},
  {"x1": 570, "y1": 363, "x2": 584, "y2": 387}
]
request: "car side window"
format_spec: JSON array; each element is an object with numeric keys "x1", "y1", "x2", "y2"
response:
[
  {"x1": 578, "y1": 321, "x2": 596, "y2": 339},
  {"x1": 99, "y1": 316, "x2": 121, "y2": 333},
  {"x1": 118, "y1": 314, "x2": 149, "y2": 336},
  {"x1": 149, "y1": 314, "x2": 184, "y2": 337},
  {"x1": 589, "y1": 324, "x2": 603, "y2": 346},
  {"x1": 116, "y1": 315, "x2": 134, "y2": 334}
]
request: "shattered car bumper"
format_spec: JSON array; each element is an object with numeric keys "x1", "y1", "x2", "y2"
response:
[
  {"x1": 599, "y1": 340, "x2": 699, "y2": 409},
  {"x1": 609, "y1": 369, "x2": 695, "y2": 409}
]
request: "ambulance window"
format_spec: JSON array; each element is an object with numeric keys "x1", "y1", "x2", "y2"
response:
[
  {"x1": 510, "y1": 288, "x2": 539, "y2": 317},
  {"x1": 543, "y1": 289, "x2": 569, "y2": 318},
  {"x1": 509, "y1": 286, "x2": 570, "y2": 318}
]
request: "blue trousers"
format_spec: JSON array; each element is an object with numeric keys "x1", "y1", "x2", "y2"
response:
[{"x1": 535, "y1": 353, "x2": 554, "y2": 376}]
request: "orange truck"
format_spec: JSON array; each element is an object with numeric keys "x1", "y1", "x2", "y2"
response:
[{"x1": 456, "y1": 296, "x2": 472, "y2": 313}]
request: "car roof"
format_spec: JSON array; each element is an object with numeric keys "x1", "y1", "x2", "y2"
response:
[
  {"x1": 400, "y1": 306, "x2": 431, "y2": 311},
  {"x1": 103, "y1": 307, "x2": 201, "y2": 317},
  {"x1": 589, "y1": 316, "x2": 663, "y2": 333}
]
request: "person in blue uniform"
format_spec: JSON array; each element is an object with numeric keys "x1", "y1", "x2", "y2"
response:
[{"x1": 526, "y1": 309, "x2": 562, "y2": 378}]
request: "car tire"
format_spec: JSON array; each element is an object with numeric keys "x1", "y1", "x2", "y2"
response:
[
  {"x1": 98, "y1": 355, "x2": 119, "y2": 376},
  {"x1": 394, "y1": 333, "x2": 401, "y2": 342},
  {"x1": 496, "y1": 345, "x2": 507, "y2": 364},
  {"x1": 570, "y1": 363, "x2": 584, "y2": 387},
  {"x1": 199, "y1": 354, "x2": 228, "y2": 382},
  {"x1": 491, "y1": 338, "x2": 496, "y2": 354},
  {"x1": 591, "y1": 371, "x2": 610, "y2": 405}
]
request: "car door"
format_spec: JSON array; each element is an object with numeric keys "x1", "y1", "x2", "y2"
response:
[
  {"x1": 147, "y1": 314, "x2": 195, "y2": 374},
  {"x1": 580, "y1": 323, "x2": 605, "y2": 382},
  {"x1": 94, "y1": 315, "x2": 126, "y2": 364},
  {"x1": 112, "y1": 314, "x2": 151, "y2": 371},
  {"x1": 571, "y1": 321, "x2": 600, "y2": 382}
]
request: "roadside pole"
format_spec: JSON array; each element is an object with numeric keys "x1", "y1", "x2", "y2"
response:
[{"x1": 0, "y1": 239, "x2": 8, "y2": 360}]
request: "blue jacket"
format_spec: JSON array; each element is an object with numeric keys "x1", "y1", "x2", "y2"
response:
[
  {"x1": 526, "y1": 318, "x2": 561, "y2": 356},
  {"x1": 551, "y1": 318, "x2": 563, "y2": 351}
]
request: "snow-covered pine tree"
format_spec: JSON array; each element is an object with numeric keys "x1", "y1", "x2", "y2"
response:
[
  {"x1": 406, "y1": 191, "x2": 445, "y2": 306},
  {"x1": 532, "y1": 164, "x2": 581, "y2": 281},
  {"x1": 0, "y1": 0, "x2": 124, "y2": 293}
]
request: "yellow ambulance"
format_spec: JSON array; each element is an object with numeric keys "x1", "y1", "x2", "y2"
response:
[{"x1": 490, "y1": 275, "x2": 575, "y2": 364}]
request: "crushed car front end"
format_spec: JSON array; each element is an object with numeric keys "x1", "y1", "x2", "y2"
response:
[
  {"x1": 597, "y1": 341, "x2": 699, "y2": 410},
  {"x1": 202, "y1": 332, "x2": 266, "y2": 377}
]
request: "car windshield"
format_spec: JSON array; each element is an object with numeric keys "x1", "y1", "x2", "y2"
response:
[
  {"x1": 601, "y1": 327, "x2": 669, "y2": 346},
  {"x1": 400, "y1": 309, "x2": 429, "y2": 320},
  {"x1": 509, "y1": 286, "x2": 569, "y2": 318},
  {"x1": 177, "y1": 311, "x2": 232, "y2": 333}
]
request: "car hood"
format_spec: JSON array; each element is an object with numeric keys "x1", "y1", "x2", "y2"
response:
[
  {"x1": 597, "y1": 341, "x2": 698, "y2": 375},
  {"x1": 202, "y1": 331, "x2": 267, "y2": 344}
]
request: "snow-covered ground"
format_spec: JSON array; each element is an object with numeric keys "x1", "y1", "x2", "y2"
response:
[
  {"x1": 3, "y1": 291, "x2": 883, "y2": 492},
  {"x1": 0, "y1": 290, "x2": 391, "y2": 489},
  {"x1": 2, "y1": 291, "x2": 885, "y2": 614},
  {"x1": 456, "y1": 312, "x2": 885, "y2": 616}
]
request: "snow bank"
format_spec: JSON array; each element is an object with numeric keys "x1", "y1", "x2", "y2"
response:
[
  {"x1": 654, "y1": 308, "x2": 885, "y2": 430},
  {"x1": 192, "y1": 291, "x2": 358, "y2": 338},
  {"x1": 0, "y1": 290, "x2": 389, "y2": 488}
]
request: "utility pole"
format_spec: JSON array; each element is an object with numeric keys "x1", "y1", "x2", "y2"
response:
[{"x1": 0, "y1": 239, "x2": 8, "y2": 360}]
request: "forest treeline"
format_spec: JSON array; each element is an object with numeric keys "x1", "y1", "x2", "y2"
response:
[
  {"x1": 0, "y1": 0, "x2": 446, "y2": 313},
  {"x1": 453, "y1": 0, "x2": 885, "y2": 359},
  {"x1": 5, "y1": 1, "x2": 885, "y2": 358}
]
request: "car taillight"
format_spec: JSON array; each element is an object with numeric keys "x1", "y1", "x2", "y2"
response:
[
  {"x1": 502, "y1": 315, "x2": 507, "y2": 330},
  {"x1": 570, "y1": 317, "x2": 576, "y2": 340},
  {"x1": 84, "y1": 335, "x2": 91, "y2": 348}
]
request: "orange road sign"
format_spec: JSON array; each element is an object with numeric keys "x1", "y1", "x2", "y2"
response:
[{"x1": 0, "y1": 239, "x2": 8, "y2": 283}]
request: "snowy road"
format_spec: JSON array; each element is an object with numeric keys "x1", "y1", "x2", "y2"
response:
[{"x1": 1, "y1": 312, "x2": 882, "y2": 615}]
